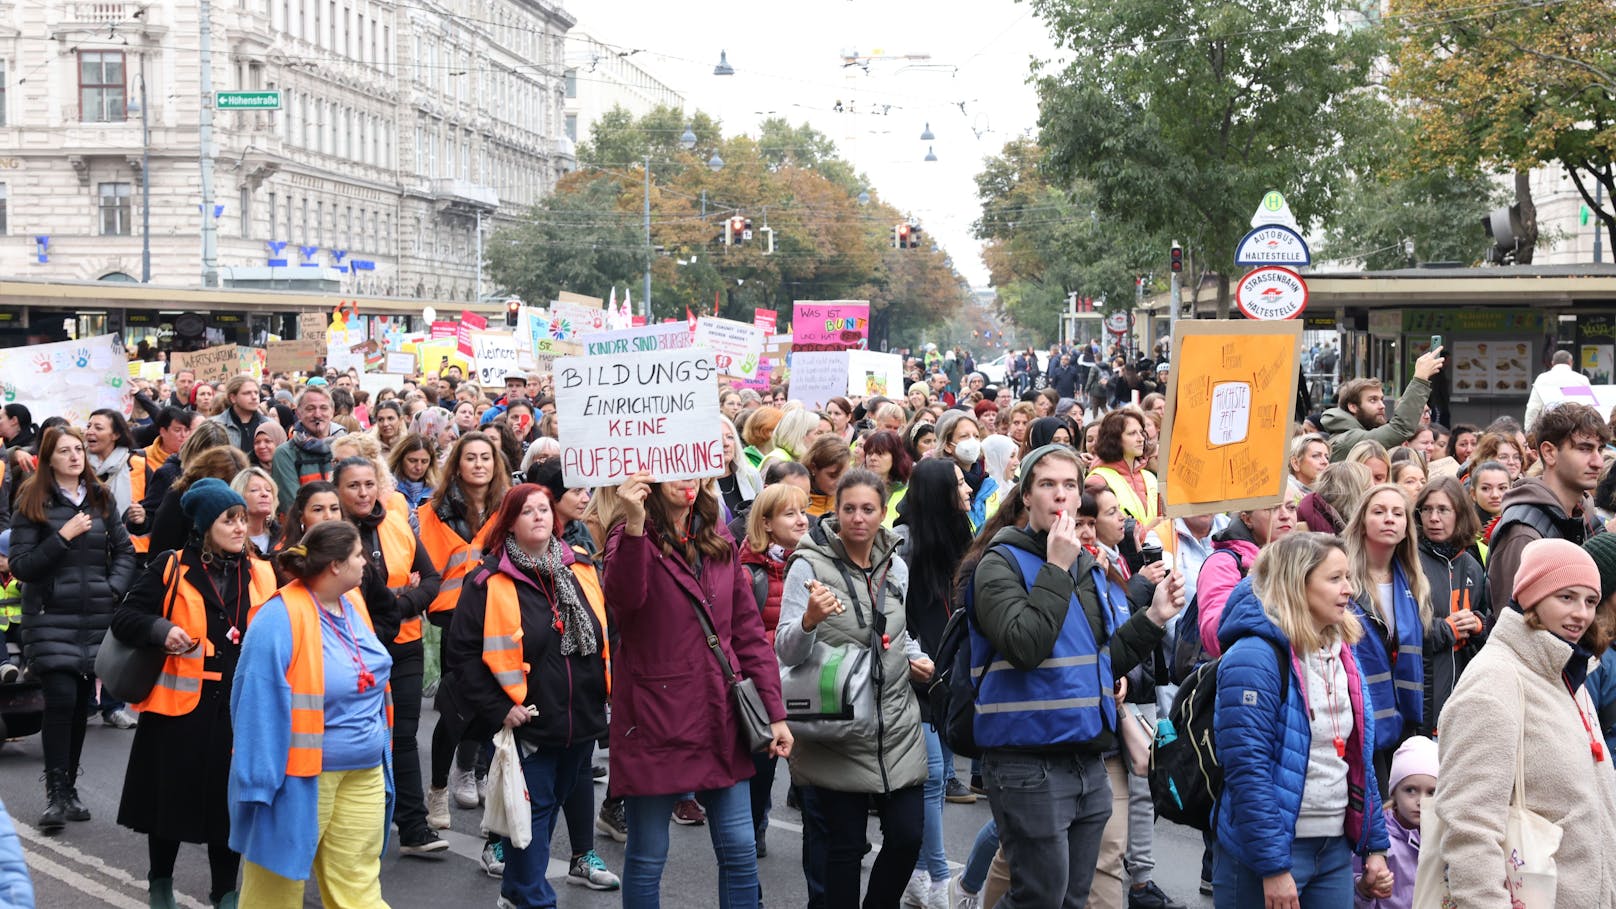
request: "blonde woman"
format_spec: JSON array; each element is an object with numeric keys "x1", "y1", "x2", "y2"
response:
[
  {"x1": 759, "y1": 409, "x2": 824, "y2": 473},
  {"x1": 1343, "y1": 484, "x2": 1432, "y2": 778},
  {"x1": 1345, "y1": 439, "x2": 1391, "y2": 486},
  {"x1": 230, "y1": 466, "x2": 281, "y2": 555},
  {"x1": 1212, "y1": 533, "x2": 1391, "y2": 907}
]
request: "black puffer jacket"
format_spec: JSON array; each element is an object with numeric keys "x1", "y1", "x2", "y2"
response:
[
  {"x1": 7, "y1": 485, "x2": 138, "y2": 674},
  {"x1": 1417, "y1": 536, "x2": 1490, "y2": 736}
]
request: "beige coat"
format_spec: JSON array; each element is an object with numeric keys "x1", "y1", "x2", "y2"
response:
[{"x1": 1434, "y1": 608, "x2": 1616, "y2": 908}]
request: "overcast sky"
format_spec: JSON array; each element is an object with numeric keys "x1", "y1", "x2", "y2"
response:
[{"x1": 569, "y1": 1, "x2": 1064, "y2": 288}]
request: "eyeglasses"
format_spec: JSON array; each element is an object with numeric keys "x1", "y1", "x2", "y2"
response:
[{"x1": 1419, "y1": 505, "x2": 1455, "y2": 515}]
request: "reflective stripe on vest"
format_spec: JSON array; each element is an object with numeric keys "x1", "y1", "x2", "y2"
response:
[
  {"x1": 128, "y1": 454, "x2": 150, "y2": 553},
  {"x1": 1349, "y1": 562, "x2": 1424, "y2": 746},
  {"x1": 276, "y1": 581, "x2": 393, "y2": 777},
  {"x1": 969, "y1": 544, "x2": 1116, "y2": 748},
  {"x1": 481, "y1": 572, "x2": 528, "y2": 705},
  {"x1": 371, "y1": 509, "x2": 420, "y2": 644},
  {"x1": 418, "y1": 504, "x2": 489, "y2": 616},
  {"x1": 136, "y1": 554, "x2": 278, "y2": 716}
]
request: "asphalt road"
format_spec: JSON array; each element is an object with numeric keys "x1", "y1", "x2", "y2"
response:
[{"x1": 1, "y1": 707, "x2": 1214, "y2": 908}]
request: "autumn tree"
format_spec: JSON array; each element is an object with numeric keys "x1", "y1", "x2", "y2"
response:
[
  {"x1": 1028, "y1": 0, "x2": 1382, "y2": 315},
  {"x1": 1388, "y1": 0, "x2": 1616, "y2": 260}
]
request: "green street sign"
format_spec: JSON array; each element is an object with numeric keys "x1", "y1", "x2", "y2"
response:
[{"x1": 215, "y1": 90, "x2": 281, "y2": 110}]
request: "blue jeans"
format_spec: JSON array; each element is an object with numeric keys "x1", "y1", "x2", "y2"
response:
[
  {"x1": 501, "y1": 741, "x2": 592, "y2": 909},
  {"x1": 623, "y1": 783, "x2": 757, "y2": 909},
  {"x1": 1213, "y1": 836, "x2": 1354, "y2": 909},
  {"x1": 919, "y1": 725, "x2": 951, "y2": 881},
  {"x1": 961, "y1": 818, "x2": 999, "y2": 894}
]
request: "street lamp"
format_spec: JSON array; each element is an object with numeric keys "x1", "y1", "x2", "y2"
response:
[
  {"x1": 680, "y1": 125, "x2": 697, "y2": 150},
  {"x1": 920, "y1": 122, "x2": 934, "y2": 141},
  {"x1": 858, "y1": 189, "x2": 871, "y2": 206},
  {"x1": 924, "y1": 146, "x2": 937, "y2": 162},
  {"x1": 708, "y1": 152, "x2": 725, "y2": 172},
  {"x1": 713, "y1": 50, "x2": 735, "y2": 76}
]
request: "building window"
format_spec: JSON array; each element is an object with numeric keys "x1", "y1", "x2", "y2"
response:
[
  {"x1": 267, "y1": 191, "x2": 278, "y2": 238},
  {"x1": 98, "y1": 182, "x2": 132, "y2": 235},
  {"x1": 564, "y1": 114, "x2": 576, "y2": 142},
  {"x1": 79, "y1": 51, "x2": 126, "y2": 122},
  {"x1": 315, "y1": 200, "x2": 324, "y2": 246},
  {"x1": 563, "y1": 68, "x2": 576, "y2": 99},
  {"x1": 0, "y1": 184, "x2": 8, "y2": 235}
]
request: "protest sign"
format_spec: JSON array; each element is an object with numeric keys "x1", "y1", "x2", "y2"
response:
[
  {"x1": 415, "y1": 339, "x2": 473, "y2": 379},
  {"x1": 555, "y1": 347, "x2": 725, "y2": 487},
  {"x1": 695, "y1": 317, "x2": 766, "y2": 379},
  {"x1": 1161, "y1": 319, "x2": 1302, "y2": 517},
  {"x1": 325, "y1": 330, "x2": 365, "y2": 375},
  {"x1": 583, "y1": 322, "x2": 692, "y2": 356},
  {"x1": 557, "y1": 291, "x2": 604, "y2": 308},
  {"x1": 455, "y1": 310, "x2": 487, "y2": 357},
  {"x1": 788, "y1": 351, "x2": 851, "y2": 408},
  {"x1": 754, "y1": 308, "x2": 778, "y2": 334},
  {"x1": 358, "y1": 373, "x2": 408, "y2": 399},
  {"x1": 385, "y1": 352, "x2": 416, "y2": 375},
  {"x1": 266, "y1": 339, "x2": 322, "y2": 374},
  {"x1": 430, "y1": 321, "x2": 458, "y2": 340},
  {"x1": 298, "y1": 312, "x2": 328, "y2": 345},
  {"x1": 171, "y1": 345, "x2": 241, "y2": 384},
  {"x1": 792, "y1": 301, "x2": 869, "y2": 352},
  {"x1": 551, "y1": 300, "x2": 610, "y2": 336},
  {"x1": 731, "y1": 358, "x2": 773, "y2": 392},
  {"x1": 846, "y1": 350, "x2": 904, "y2": 397},
  {"x1": 471, "y1": 331, "x2": 523, "y2": 386},
  {"x1": 237, "y1": 347, "x2": 267, "y2": 380},
  {"x1": 0, "y1": 334, "x2": 131, "y2": 425}
]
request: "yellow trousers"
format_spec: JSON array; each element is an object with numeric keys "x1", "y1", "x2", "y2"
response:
[{"x1": 240, "y1": 766, "x2": 391, "y2": 909}]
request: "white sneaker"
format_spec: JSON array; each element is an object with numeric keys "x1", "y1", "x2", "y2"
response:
[
  {"x1": 426, "y1": 786, "x2": 450, "y2": 829},
  {"x1": 902, "y1": 871, "x2": 931, "y2": 908},
  {"x1": 102, "y1": 707, "x2": 138, "y2": 729},
  {"x1": 0, "y1": 663, "x2": 19, "y2": 684},
  {"x1": 449, "y1": 765, "x2": 480, "y2": 809},
  {"x1": 928, "y1": 879, "x2": 951, "y2": 909},
  {"x1": 948, "y1": 877, "x2": 981, "y2": 909}
]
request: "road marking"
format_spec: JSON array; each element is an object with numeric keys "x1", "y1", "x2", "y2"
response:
[{"x1": 15, "y1": 820, "x2": 209, "y2": 909}]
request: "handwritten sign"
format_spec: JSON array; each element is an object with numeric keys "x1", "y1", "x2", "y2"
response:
[
  {"x1": 1160, "y1": 319, "x2": 1302, "y2": 518},
  {"x1": 385, "y1": 352, "x2": 417, "y2": 375},
  {"x1": 694, "y1": 317, "x2": 766, "y2": 379},
  {"x1": 792, "y1": 301, "x2": 869, "y2": 352},
  {"x1": 472, "y1": 331, "x2": 523, "y2": 386},
  {"x1": 788, "y1": 351, "x2": 852, "y2": 408},
  {"x1": 266, "y1": 339, "x2": 322, "y2": 375},
  {"x1": 0, "y1": 335, "x2": 131, "y2": 425},
  {"x1": 731, "y1": 358, "x2": 774, "y2": 392},
  {"x1": 555, "y1": 347, "x2": 725, "y2": 487},
  {"x1": 170, "y1": 345, "x2": 241, "y2": 384},
  {"x1": 298, "y1": 313, "x2": 328, "y2": 345},
  {"x1": 582, "y1": 323, "x2": 693, "y2": 357},
  {"x1": 551, "y1": 300, "x2": 610, "y2": 337}
]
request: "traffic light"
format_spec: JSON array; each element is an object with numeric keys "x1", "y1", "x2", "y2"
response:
[
  {"x1": 505, "y1": 297, "x2": 520, "y2": 328},
  {"x1": 725, "y1": 216, "x2": 752, "y2": 246},
  {"x1": 895, "y1": 223, "x2": 913, "y2": 249},
  {"x1": 1170, "y1": 242, "x2": 1183, "y2": 273},
  {"x1": 906, "y1": 225, "x2": 922, "y2": 249}
]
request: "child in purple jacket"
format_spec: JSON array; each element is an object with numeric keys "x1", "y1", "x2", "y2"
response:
[{"x1": 1355, "y1": 736, "x2": 1438, "y2": 908}]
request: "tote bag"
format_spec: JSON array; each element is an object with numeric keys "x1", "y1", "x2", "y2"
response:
[
  {"x1": 481, "y1": 728, "x2": 532, "y2": 849},
  {"x1": 1412, "y1": 676, "x2": 1562, "y2": 909}
]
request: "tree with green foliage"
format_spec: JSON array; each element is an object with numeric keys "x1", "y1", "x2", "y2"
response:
[{"x1": 1029, "y1": 0, "x2": 1382, "y2": 315}]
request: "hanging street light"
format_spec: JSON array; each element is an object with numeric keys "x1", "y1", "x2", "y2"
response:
[
  {"x1": 709, "y1": 152, "x2": 725, "y2": 172},
  {"x1": 713, "y1": 50, "x2": 735, "y2": 76},
  {"x1": 920, "y1": 122, "x2": 935, "y2": 141},
  {"x1": 680, "y1": 125, "x2": 697, "y2": 150},
  {"x1": 924, "y1": 146, "x2": 937, "y2": 162}
]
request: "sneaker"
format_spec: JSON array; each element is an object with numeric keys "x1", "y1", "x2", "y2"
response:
[
  {"x1": 595, "y1": 798, "x2": 628, "y2": 842},
  {"x1": 449, "y1": 765, "x2": 480, "y2": 809},
  {"x1": 671, "y1": 798, "x2": 706, "y2": 826},
  {"x1": 399, "y1": 829, "x2": 449, "y2": 858},
  {"x1": 948, "y1": 877, "x2": 981, "y2": 909},
  {"x1": 755, "y1": 822, "x2": 768, "y2": 858},
  {"x1": 592, "y1": 764, "x2": 608, "y2": 781},
  {"x1": 426, "y1": 786, "x2": 450, "y2": 829},
  {"x1": 480, "y1": 839, "x2": 505, "y2": 878},
  {"x1": 566, "y1": 850, "x2": 621, "y2": 891},
  {"x1": 1199, "y1": 878, "x2": 1214, "y2": 897},
  {"x1": 901, "y1": 871, "x2": 930, "y2": 908},
  {"x1": 1128, "y1": 881, "x2": 1186, "y2": 909},
  {"x1": 102, "y1": 707, "x2": 138, "y2": 729},
  {"x1": 495, "y1": 898, "x2": 516, "y2": 909},
  {"x1": 944, "y1": 778, "x2": 978, "y2": 804},
  {"x1": 968, "y1": 774, "x2": 987, "y2": 796},
  {"x1": 0, "y1": 663, "x2": 19, "y2": 684},
  {"x1": 927, "y1": 880, "x2": 951, "y2": 909}
]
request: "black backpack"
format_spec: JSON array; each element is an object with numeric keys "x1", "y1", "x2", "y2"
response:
[
  {"x1": 927, "y1": 544, "x2": 1024, "y2": 760},
  {"x1": 1149, "y1": 637, "x2": 1287, "y2": 832},
  {"x1": 1167, "y1": 550, "x2": 1246, "y2": 685}
]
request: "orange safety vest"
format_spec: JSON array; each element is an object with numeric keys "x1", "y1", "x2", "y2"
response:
[
  {"x1": 128, "y1": 454, "x2": 150, "y2": 554},
  {"x1": 480, "y1": 559, "x2": 612, "y2": 703},
  {"x1": 368, "y1": 508, "x2": 420, "y2": 644},
  {"x1": 569, "y1": 556, "x2": 611, "y2": 697},
  {"x1": 277, "y1": 580, "x2": 394, "y2": 778},
  {"x1": 135, "y1": 552, "x2": 278, "y2": 716},
  {"x1": 418, "y1": 504, "x2": 490, "y2": 617}
]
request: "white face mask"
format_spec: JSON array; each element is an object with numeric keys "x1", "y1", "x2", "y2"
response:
[{"x1": 954, "y1": 438, "x2": 982, "y2": 466}]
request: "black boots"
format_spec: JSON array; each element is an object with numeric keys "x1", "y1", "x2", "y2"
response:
[
  {"x1": 63, "y1": 766, "x2": 91, "y2": 821},
  {"x1": 38, "y1": 769, "x2": 69, "y2": 831}
]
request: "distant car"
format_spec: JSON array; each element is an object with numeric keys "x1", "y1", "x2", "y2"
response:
[{"x1": 978, "y1": 352, "x2": 1051, "y2": 387}]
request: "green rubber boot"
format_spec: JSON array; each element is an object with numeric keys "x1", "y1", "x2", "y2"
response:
[
  {"x1": 213, "y1": 891, "x2": 239, "y2": 909},
  {"x1": 148, "y1": 878, "x2": 177, "y2": 909}
]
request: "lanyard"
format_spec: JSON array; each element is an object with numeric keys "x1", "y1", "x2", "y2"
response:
[
  {"x1": 1565, "y1": 677, "x2": 1606, "y2": 763},
  {"x1": 196, "y1": 556, "x2": 248, "y2": 645},
  {"x1": 317, "y1": 600, "x2": 376, "y2": 693},
  {"x1": 1318, "y1": 650, "x2": 1347, "y2": 759}
]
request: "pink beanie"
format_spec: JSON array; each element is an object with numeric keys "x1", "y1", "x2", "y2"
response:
[
  {"x1": 1512, "y1": 538, "x2": 1601, "y2": 608},
  {"x1": 1387, "y1": 735, "x2": 1439, "y2": 793}
]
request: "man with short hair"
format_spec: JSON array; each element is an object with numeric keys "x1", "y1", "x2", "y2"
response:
[
  {"x1": 1319, "y1": 347, "x2": 1445, "y2": 461},
  {"x1": 971, "y1": 446, "x2": 1184, "y2": 908},
  {"x1": 169, "y1": 369, "x2": 197, "y2": 409},
  {"x1": 210, "y1": 375, "x2": 267, "y2": 456},
  {"x1": 271, "y1": 385, "x2": 346, "y2": 514},
  {"x1": 524, "y1": 372, "x2": 545, "y2": 401},
  {"x1": 1525, "y1": 349, "x2": 1593, "y2": 430},
  {"x1": 929, "y1": 371, "x2": 955, "y2": 406},
  {"x1": 1486, "y1": 402, "x2": 1609, "y2": 608}
]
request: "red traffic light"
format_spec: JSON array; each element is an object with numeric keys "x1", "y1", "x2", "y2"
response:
[
  {"x1": 1170, "y1": 243, "x2": 1183, "y2": 273},
  {"x1": 505, "y1": 299, "x2": 520, "y2": 327}
]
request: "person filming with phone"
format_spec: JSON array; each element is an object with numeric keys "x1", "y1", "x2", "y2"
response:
[{"x1": 1320, "y1": 347, "x2": 1446, "y2": 463}]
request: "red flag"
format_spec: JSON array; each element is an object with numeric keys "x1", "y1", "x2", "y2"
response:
[
  {"x1": 713, "y1": 289, "x2": 721, "y2": 316},
  {"x1": 686, "y1": 306, "x2": 697, "y2": 331}
]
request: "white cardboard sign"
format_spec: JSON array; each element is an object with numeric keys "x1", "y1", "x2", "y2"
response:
[
  {"x1": 788, "y1": 351, "x2": 851, "y2": 408},
  {"x1": 694, "y1": 317, "x2": 766, "y2": 379},
  {"x1": 582, "y1": 323, "x2": 693, "y2": 357},
  {"x1": 555, "y1": 347, "x2": 726, "y2": 487},
  {"x1": 471, "y1": 331, "x2": 523, "y2": 386}
]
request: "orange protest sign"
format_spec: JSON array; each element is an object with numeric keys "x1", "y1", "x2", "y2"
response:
[{"x1": 1160, "y1": 319, "x2": 1302, "y2": 518}]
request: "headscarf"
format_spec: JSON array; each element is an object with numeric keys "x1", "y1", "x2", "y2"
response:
[{"x1": 981, "y1": 434, "x2": 1019, "y2": 488}]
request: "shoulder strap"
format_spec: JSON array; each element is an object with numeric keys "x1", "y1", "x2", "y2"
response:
[
  {"x1": 685, "y1": 592, "x2": 739, "y2": 684},
  {"x1": 1495, "y1": 502, "x2": 1560, "y2": 545},
  {"x1": 159, "y1": 552, "x2": 181, "y2": 621}
]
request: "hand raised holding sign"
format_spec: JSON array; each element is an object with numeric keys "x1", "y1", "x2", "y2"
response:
[{"x1": 618, "y1": 471, "x2": 653, "y2": 537}]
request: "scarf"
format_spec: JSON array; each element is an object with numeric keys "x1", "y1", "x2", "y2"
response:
[
  {"x1": 505, "y1": 536, "x2": 597, "y2": 656},
  {"x1": 91, "y1": 447, "x2": 133, "y2": 515}
]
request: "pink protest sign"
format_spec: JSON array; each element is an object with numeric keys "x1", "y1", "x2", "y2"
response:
[{"x1": 791, "y1": 301, "x2": 869, "y2": 352}]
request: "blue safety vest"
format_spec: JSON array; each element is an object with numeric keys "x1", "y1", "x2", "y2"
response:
[
  {"x1": 1350, "y1": 561, "x2": 1423, "y2": 750},
  {"x1": 970, "y1": 544, "x2": 1116, "y2": 749}
]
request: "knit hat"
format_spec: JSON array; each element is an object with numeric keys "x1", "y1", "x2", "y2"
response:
[
  {"x1": 1584, "y1": 533, "x2": 1616, "y2": 602},
  {"x1": 1513, "y1": 538, "x2": 1601, "y2": 608},
  {"x1": 1387, "y1": 735, "x2": 1439, "y2": 793},
  {"x1": 181, "y1": 477, "x2": 246, "y2": 536},
  {"x1": 0, "y1": 529, "x2": 10, "y2": 558},
  {"x1": 529, "y1": 458, "x2": 568, "y2": 504}
]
